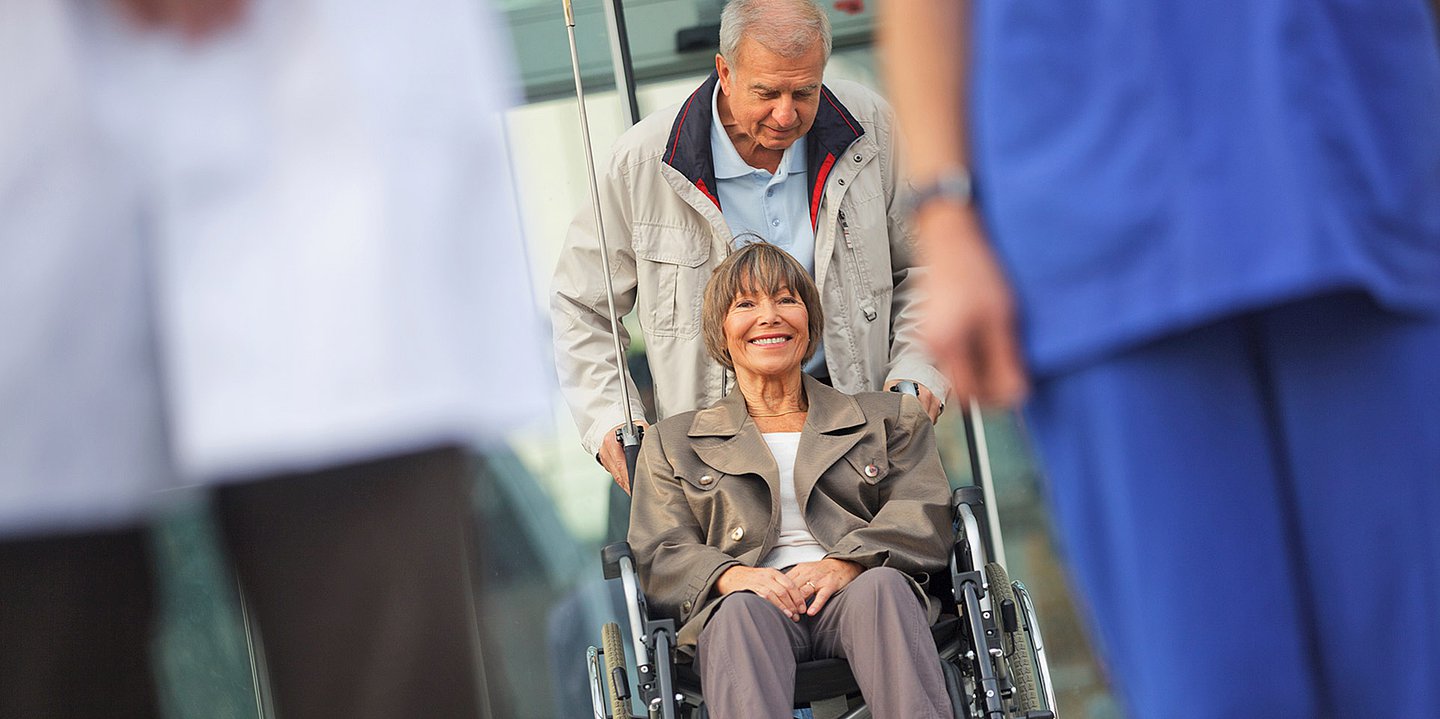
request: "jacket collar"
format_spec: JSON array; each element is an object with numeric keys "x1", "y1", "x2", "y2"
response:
[
  {"x1": 686, "y1": 373, "x2": 866, "y2": 477},
  {"x1": 688, "y1": 375, "x2": 870, "y2": 526},
  {"x1": 663, "y1": 72, "x2": 866, "y2": 229},
  {"x1": 687, "y1": 374, "x2": 865, "y2": 439}
]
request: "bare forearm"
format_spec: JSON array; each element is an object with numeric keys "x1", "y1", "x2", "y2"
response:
[{"x1": 879, "y1": 0, "x2": 970, "y2": 183}]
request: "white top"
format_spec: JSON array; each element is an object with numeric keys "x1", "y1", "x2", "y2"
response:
[{"x1": 759, "y1": 432, "x2": 828, "y2": 569}]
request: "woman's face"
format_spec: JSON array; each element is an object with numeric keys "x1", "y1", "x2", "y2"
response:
[{"x1": 723, "y1": 284, "x2": 810, "y2": 380}]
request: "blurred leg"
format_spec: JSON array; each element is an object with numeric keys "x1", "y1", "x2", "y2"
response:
[
  {"x1": 1262, "y1": 294, "x2": 1440, "y2": 717},
  {"x1": 1025, "y1": 317, "x2": 1321, "y2": 719},
  {"x1": 695, "y1": 592, "x2": 806, "y2": 718},
  {"x1": 215, "y1": 446, "x2": 487, "y2": 719},
  {"x1": 0, "y1": 529, "x2": 158, "y2": 719},
  {"x1": 811, "y1": 567, "x2": 949, "y2": 719}
]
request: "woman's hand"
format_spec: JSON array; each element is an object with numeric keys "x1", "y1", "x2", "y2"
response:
[
  {"x1": 715, "y1": 566, "x2": 810, "y2": 621},
  {"x1": 785, "y1": 558, "x2": 863, "y2": 616}
]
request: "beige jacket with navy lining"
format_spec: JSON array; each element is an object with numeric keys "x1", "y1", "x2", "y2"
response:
[{"x1": 551, "y1": 74, "x2": 947, "y2": 457}]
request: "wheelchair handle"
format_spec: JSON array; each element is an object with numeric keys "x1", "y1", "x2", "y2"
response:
[
  {"x1": 890, "y1": 380, "x2": 921, "y2": 397},
  {"x1": 616, "y1": 423, "x2": 645, "y2": 493},
  {"x1": 601, "y1": 542, "x2": 635, "y2": 580}
]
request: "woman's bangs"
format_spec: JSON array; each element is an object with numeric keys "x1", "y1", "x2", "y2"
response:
[{"x1": 732, "y1": 251, "x2": 801, "y2": 301}]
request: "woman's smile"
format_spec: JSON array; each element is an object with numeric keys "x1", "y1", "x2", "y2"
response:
[
  {"x1": 724, "y1": 287, "x2": 810, "y2": 379},
  {"x1": 749, "y1": 334, "x2": 793, "y2": 346}
]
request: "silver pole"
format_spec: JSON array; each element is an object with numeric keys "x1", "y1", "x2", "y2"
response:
[
  {"x1": 967, "y1": 398, "x2": 1009, "y2": 569},
  {"x1": 562, "y1": 0, "x2": 643, "y2": 481}
]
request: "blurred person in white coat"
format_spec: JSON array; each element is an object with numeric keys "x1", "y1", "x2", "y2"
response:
[{"x1": 0, "y1": 1, "x2": 548, "y2": 717}]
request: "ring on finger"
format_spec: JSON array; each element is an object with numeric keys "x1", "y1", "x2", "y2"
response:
[{"x1": 805, "y1": 581, "x2": 817, "y2": 591}]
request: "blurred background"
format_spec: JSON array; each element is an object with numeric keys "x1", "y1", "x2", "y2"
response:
[{"x1": 148, "y1": 0, "x2": 1122, "y2": 716}]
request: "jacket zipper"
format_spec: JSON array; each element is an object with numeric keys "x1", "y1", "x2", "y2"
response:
[{"x1": 838, "y1": 210, "x2": 878, "y2": 322}]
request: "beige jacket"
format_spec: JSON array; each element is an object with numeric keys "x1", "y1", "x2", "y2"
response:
[
  {"x1": 551, "y1": 74, "x2": 947, "y2": 455},
  {"x1": 628, "y1": 375, "x2": 954, "y2": 654}
]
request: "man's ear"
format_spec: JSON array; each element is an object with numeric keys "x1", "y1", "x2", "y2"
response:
[{"x1": 716, "y1": 53, "x2": 732, "y2": 94}]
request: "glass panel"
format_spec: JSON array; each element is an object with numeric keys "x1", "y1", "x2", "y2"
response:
[{"x1": 500, "y1": 0, "x2": 881, "y2": 101}]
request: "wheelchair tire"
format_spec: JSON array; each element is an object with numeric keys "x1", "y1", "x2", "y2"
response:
[
  {"x1": 602, "y1": 622, "x2": 630, "y2": 719},
  {"x1": 985, "y1": 563, "x2": 1043, "y2": 713}
]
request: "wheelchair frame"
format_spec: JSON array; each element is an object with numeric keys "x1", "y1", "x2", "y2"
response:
[{"x1": 587, "y1": 401, "x2": 1058, "y2": 719}]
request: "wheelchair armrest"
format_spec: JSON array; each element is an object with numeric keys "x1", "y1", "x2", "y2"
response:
[
  {"x1": 952, "y1": 486, "x2": 984, "y2": 513},
  {"x1": 601, "y1": 542, "x2": 635, "y2": 580}
]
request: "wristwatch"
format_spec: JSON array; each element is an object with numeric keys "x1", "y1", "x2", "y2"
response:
[{"x1": 908, "y1": 167, "x2": 973, "y2": 215}]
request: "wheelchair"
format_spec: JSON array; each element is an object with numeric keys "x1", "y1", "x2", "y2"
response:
[{"x1": 586, "y1": 401, "x2": 1059, "y2": 719}]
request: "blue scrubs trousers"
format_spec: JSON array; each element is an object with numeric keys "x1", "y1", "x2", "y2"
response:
[{"x1": 1026, "y1": 292, "x2": 1440, "y2": 718}]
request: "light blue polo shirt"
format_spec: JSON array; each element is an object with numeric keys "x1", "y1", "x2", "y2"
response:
[{"x1": 710, "y1": 85, "x2": 827, "y2": 375}]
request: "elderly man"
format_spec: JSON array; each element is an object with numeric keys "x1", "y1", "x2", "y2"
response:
[{"x1": 552, "y1": 0, "x2": 945, "y2": 489}]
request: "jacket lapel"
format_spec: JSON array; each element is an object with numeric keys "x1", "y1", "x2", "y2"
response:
[
  {"x1": 662, "y1": 73, "x2": 722, "y2": 210},
  {"x1": 794, "y1": 375, "x2": 866, "y2": 512},
  {"x1": 688, "y1": 390, "x2": 779, "y2": 493}
]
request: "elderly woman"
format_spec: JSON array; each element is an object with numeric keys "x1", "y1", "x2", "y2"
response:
[{"x1": 628, "y1": 242, "x2": 954, "y2": 718}]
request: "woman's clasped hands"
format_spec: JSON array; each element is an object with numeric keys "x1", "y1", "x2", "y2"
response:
[{"x1": 715, "y1": 558, "x2": 863, "y2": 621}]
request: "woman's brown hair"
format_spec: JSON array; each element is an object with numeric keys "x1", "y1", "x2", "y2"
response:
[{"x1": 701, "y1": 240, "x2": 824, "y2": 370}]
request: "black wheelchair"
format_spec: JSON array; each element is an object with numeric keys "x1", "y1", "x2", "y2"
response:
[{"x1": 586, "y1": 401, "x2": 1058, "y2": 719}]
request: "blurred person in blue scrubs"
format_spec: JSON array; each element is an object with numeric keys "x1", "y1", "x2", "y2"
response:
[
  {"x1": 881, "y1": 1, "x2": 1440, "y2": 717},
  {"x1": 0, "y1": 1, "x2": 548, "y2": 717}
]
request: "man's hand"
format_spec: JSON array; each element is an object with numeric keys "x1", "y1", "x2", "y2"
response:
[
  {"x1": 884, "y1": 379, "x2": 944, "y2": 422},
  {"x1": 784, "y1": 558, "x2": 863, "y2": 616},
  {"x1": 716, "y1": 566, "x2": 810, "y2": 621},
  {"x1": 915, "y1": 202, "x2": 1028, "y2": 407},
  {"x1": 598, "y1": 420, "x2": 649, "y2": 494},
  {"x1": 112, "y1": 0, "x2": 248, "y2": 39}
]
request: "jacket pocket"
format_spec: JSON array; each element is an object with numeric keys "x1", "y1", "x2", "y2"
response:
[
  {"x1": 817, "y1": 448, "x2": 890, "y2": 521},
  {"x1": 633, "y1": 223, "x2": 711, "y2": 338},
  {"x1": 844, "y1": 452, "x2": 890, "y2": 485},
  {"x1": 678, "y1": 470, "x2": 726, "y2": 492}
]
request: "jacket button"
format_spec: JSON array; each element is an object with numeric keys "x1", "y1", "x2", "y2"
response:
[
  {"x1": 837, "y1": 178, "x2": 846, "y2": 186},
  {"x1": 682, "y1": 600, "x2": 693, "y2": 613},
  {"x1": 864, "y1": 463, "x2": 879, "y2": 478},
  {"x1": 699, "y1": 474, "x2": 714, "y2": 485},
  {"x1": 853, "y1": 154, "x2": 863, "y2": 162},
  {"x1": 730, "y1": 526, "x2": 744, "y2": 541}
]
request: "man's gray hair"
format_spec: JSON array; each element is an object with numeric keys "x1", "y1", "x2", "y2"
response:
[{"x1": 719, "y1": 0, "x2": 832, "y2": 63}]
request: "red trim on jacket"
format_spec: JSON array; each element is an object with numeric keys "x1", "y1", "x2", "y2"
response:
[
  {"x1": 695, "y1": 178, "x2": 720, "y2": 209},
  {"x1": 668, "y1": 91, "x2": 703, "y2": 166},
  {"x1": 810, "y1": 153, "x2": 837, "y2": 229},
  {"x1": 822, "y1": 92, "x2": 860, "y2": 138}
]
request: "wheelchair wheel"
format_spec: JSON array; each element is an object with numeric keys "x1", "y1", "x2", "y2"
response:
[
  {"x1": 985, "y1": 563, "x2": 1042, "y2": 712},
  {"x1": 602, "y1": 622, "x2": 630, "y2": 718}
]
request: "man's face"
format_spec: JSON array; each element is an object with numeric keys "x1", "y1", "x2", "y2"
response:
[{"x1": 716, "y1": 38, "x2": 827, "y2": 154}]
